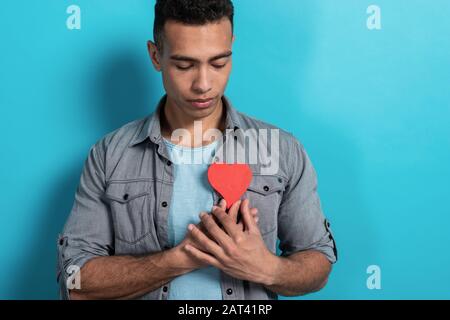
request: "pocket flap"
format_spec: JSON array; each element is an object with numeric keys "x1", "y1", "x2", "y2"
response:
[
  {"x1": 103, "y1": 180, "x2": 151, "y2": 203},
  {"x1": 246, "y1": 175, "x2": 285, "y2": 196}
]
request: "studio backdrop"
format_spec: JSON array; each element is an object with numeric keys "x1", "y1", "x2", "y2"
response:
[{"x1": 1, "y1": 0, "x2": 449, "y2": 299}]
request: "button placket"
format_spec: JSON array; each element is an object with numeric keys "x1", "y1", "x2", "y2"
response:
[{"x1": 157, "y1": 164, "x2": 174, "y2": 251}]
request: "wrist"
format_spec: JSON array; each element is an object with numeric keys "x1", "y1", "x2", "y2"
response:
[
  {"x1": 169, "y1": 245, "x2": 197, "y2": 273},
  {"x1": 261, "y1": 253, "x2": 283, "y2": 287}
]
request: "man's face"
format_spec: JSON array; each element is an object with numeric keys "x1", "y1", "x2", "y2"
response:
[{"x1": 148, "y1": 18, "x2": 234, "y2": 120}]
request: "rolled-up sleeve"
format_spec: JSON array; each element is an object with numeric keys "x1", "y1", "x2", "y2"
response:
[
  {"x1": 56, "y1": 139, "x2": 114, "y2": 299},
  {"x1": 277, "y1": 136, "x2": 337, "y2": 264}
]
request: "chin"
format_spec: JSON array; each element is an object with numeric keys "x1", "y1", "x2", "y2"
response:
[{"x1": 186, "y1": 106, "x2": 216, "y2": 120}]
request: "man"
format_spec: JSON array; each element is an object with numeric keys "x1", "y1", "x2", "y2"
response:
[{"x1": 57, "y1": 0, "x2": 337, "y2": 300}]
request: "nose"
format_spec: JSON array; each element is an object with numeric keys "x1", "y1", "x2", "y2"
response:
[{"x1": 192, "y1": 66, "x2": 212, "y2": 94}]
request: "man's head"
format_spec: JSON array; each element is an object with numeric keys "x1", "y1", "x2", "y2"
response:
[{"x1": 148, "y1": 0, "x2": 235, "y2": 122}]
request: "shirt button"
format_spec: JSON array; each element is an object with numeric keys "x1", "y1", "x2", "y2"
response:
[
  {"x1": 161, "y1": 201, "x2": 168, "y2": 208},
  {"x1": 123, "y1": 193, "x2": 129, "y2": 201},
  {"x1": 163, "y1": 286, "x2": 168, "y2": 292},
  {"x1": 263, "y1": 185, "x2": 270, "y2": 192},
  {"x1": 226, "y1": 288, "x2": 233, "y2": 295},
  {"x1": 278, "y1": 178, "x2": 282, "y2": 183}
]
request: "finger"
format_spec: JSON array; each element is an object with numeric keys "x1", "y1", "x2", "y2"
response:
[
  {"x1": 197, "y1": 221, "x2": 216, "y2": 242},
  {"x1": 188, "y1": 223, "x2": 225, "y2": 260},
  {"x1": 199, "y1": 211, "x2": 233, "y2": 250},
  {"x1": 240, "y1": 198, "x2": 258, "y2": 233},
  {"x1": 212, "y1": 198, "x2": 229, "y2": 214},
  {"x1": 227, "y1": 200, "x2": 242, "y2": 224},
  {"x1": 209, "y1": 204, "x2": 224, "y2": 229},
  {"x1": 212, "y1": 201, "x2": 242, "y2": 239},
  {"x1": 237, "y1": 206, "x2": 257, "y2": 230},
  {"x1": 236, "y1": 201, "x2": 258, "y2": 224},
  {"x1": 250, "y1": 207, "x2": 259, "y2": 223},
  {"x1": 184, "y1": 244, "x2": 222, "y2": 269},
  {"x1": 219, "y1": 198, "x2": 227, "y2": 210}
]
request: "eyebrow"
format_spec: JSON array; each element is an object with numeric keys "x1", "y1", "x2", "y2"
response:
[{"x1": 170, "y1": 51, "x2": 232, "y2": 63}]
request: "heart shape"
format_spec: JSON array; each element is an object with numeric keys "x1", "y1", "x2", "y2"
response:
[{"x1": 207, "y1": 163, "x2": 253, "y2": 209}]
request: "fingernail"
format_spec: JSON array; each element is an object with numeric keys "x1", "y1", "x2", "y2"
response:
[
  {"x1": 188, "y1": 224, "x2": 194, "y2": 231},
  {"x1": 199, "y1": 212, "x2": 207, "y2": 219}
]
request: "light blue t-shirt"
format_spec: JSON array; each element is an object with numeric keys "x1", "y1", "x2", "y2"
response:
[{"x1": 163, "y1": 138, "x2": 223, "y2": 300}]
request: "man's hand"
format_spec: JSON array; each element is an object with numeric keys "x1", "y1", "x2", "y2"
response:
[
  {"x1": 183, "y1": 198, "x2": 278, "y2": 286},
  {"x1": 173, "y1": 199, "x2": 259, "y2": 271}
]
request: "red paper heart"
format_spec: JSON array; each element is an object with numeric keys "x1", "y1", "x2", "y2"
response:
[{"x1": 207, "y1": 163, "x2": 253, "y2": 209}]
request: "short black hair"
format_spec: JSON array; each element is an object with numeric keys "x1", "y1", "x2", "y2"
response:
[{"x1": 153, "y1": 0, "x2": 234, "y2": 53}]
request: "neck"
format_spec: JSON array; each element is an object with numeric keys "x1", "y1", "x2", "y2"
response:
[{"x1": 161, "y1": 96, "x2": 226, "y2": 148}]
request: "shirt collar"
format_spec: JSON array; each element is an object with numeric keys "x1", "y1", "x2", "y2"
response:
[{"x1": 129, "y1": 94, "x2": 241, "y2": 147}]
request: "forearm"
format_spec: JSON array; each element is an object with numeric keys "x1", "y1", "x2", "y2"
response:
[
  {"x1": 263, "y1": 250, "x2": 331, "y2": 297},
  {"x1": 69, "y1": 247, "x2": 193, "y2": 300}
]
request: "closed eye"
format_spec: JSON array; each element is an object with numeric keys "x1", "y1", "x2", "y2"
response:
[
  {"x1": 176, "y1": 65, "x2": 193, "y2": 71},
  {"x1": 175, "y1": 63, "x2": 227, "y2": 71},
  {"x1": 212, "y1": 64, "x2": 227, "y2": 69}
]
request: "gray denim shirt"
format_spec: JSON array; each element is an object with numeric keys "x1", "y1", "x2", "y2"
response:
[{"x1": 57, "y1": 94, "x2": 337, "y2": 300}]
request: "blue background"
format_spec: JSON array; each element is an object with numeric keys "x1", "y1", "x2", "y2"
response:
[{"x1": 1, "y1": 0, "x2": 449, "y2": 299}]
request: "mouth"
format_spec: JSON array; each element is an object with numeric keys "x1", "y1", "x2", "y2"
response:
[{"x1": 188, "y1": 97, "x2": 215, "y2": 109}]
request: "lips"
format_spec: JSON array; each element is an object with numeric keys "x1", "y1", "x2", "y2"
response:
[
  {"x1": 191, "y1": 98, "x2": 213, "y2": 103},
  {"x1": 188, "y1": 97, "x2": 215, "y2": 109}
]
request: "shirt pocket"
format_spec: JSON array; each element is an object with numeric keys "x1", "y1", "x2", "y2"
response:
[
  {"x1": 103, "y1": 180, "x2": 154, "y2": 244},
  {"x1": 245, "y1": 175, "x2": 285, "y2": 236}
]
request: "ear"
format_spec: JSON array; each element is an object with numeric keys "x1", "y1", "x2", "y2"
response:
[{"x1": 147, "y1": 40, "x2": 162, "y2": 72}]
